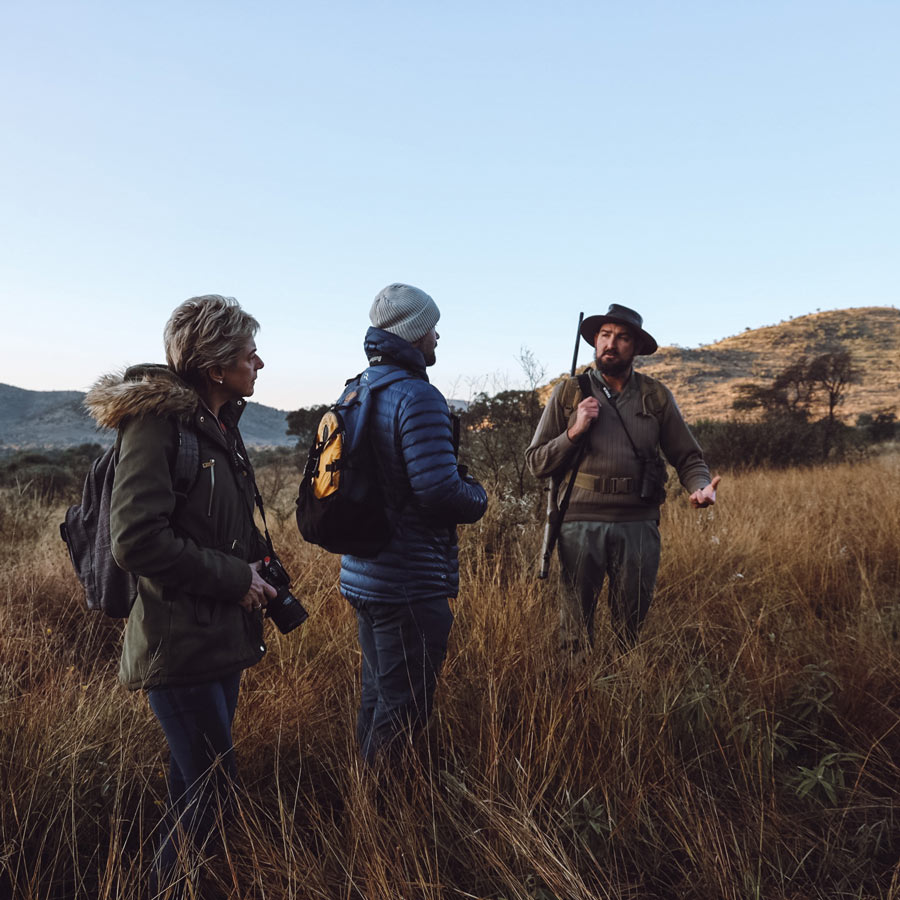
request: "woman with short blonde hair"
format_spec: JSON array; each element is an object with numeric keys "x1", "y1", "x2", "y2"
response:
[
  {"x1": 85, "y1": 293, "x2": 276, "y2": 893},
  {"x1": 164, "y1": 293, "x2": 260, "y2": 383}
]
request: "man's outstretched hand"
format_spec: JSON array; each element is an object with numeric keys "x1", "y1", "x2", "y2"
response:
[{"x1": 689, "y1": 475, "x2": 721, "y2": 509}]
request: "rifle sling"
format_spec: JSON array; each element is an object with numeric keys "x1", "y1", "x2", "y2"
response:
[{"x1": 553, "y1": 373, "x2": 594, "y2": 526}]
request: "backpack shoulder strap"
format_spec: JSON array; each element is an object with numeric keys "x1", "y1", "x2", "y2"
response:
[
  {"x1": 576, "y1": 372, "x2": 592, "y2": 398},
  {"x1": 636, "y1": 372, "x2": 669, "y2": 422},
  {"x1": 171, "y1": 422, "x2": 200, "y2": 495},
  {"x1": 338, "y1": 367, "x2": 412, "y2": 407},
  {"x1": 559, "y1": 375, "x2": 586, "y2": 419},
  {"x1": 356, "y1": 367, "x2": 417, "y2": 508},
  {"x1": 366, "y1": 367, "x2": 416, "y2": 395},
  {"x1": 115, "y1": 416, "x2": 199, "y2": 495}
]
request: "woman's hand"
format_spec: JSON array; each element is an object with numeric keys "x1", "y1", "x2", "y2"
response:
[{"x1": 239, "y1": 561, "x2": 278, "y2": 613}]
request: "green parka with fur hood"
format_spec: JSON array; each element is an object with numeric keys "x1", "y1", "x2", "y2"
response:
[{"x1": 85, "y1": 364, "x2": 267, "y2": 690}]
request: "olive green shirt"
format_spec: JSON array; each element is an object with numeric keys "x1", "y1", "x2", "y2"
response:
[{"x1": 525, "y1": 368, "x2": 710, "y2": 522}]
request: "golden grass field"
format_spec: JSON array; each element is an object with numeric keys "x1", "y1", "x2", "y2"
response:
[{"x1": 1, "y1": 455, "x2": 899, "y2": 899}]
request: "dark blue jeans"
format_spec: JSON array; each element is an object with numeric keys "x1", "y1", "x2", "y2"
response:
[
  {"x1": 355, "y1": 598, "x2": 453, "y2": 765},
  {"x1": 146, "y1": 671, "x2": 242, "y2": 886}
]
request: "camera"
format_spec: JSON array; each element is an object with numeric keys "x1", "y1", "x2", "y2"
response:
[
  {"x1": 639, "y1": 456, "x2": 668, "y2": 505},
  {"x1": 259, "y1": 554, "x2": 309, "y2": 634}
]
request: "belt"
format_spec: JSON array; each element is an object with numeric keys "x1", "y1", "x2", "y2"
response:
[{"x1": 560, "y1": 472, "x2": 635, "y2": 495}]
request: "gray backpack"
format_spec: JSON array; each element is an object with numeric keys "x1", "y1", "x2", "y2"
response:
[{"x1": 60, "y1": 424, "x2": 199, "y2": 617}]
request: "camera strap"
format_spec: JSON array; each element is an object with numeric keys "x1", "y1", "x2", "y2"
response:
[
  {"x1": 251, "y1": 483, "x2": 276, "y2": 557},
  {"x1": 231, "y1": 427, "x2": 276, "y2": 557},
  {"x1": 554, "y1": 372, "x2": 594, "y2": 529},
  {"x1": 597, "y1": 380, "x2": 647, "y2": 463}
]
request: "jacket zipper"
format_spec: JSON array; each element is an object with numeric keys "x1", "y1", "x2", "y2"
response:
[{"x1": 202, "y1": 459, "x2": 216, "y2": 516}]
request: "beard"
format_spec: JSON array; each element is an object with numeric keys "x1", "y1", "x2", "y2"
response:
[{"x1": 597, "y1": 352, "x2": 632, "y2": 377}]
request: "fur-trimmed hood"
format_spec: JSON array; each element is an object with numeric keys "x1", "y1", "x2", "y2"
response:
[{"x1": 84, "y1": 364, "x2": 201, "y2": 430}]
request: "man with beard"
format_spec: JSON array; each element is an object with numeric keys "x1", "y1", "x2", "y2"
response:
[{"x1": 525, "y1": 304, "x2": 720, "y2": 651}]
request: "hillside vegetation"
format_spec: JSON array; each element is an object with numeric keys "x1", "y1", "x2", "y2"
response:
[{"x1": 1, "y1": 456, "x2": 899, "y2": 899}]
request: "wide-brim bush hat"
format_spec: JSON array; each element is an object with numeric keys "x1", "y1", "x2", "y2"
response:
[{"x1": 580, "y1": 304, "x2": 658, "y2": 356}]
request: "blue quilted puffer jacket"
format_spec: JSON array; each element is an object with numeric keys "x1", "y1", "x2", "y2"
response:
[{"x1": 339, "y1": 328, "x2": 488, "y2": 605}]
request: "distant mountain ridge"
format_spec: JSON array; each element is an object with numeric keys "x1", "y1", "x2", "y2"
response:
[
  {"x1": 4, "y1": 307, "x2": 898, "y2": 447},
  {"x1": 545, "y1": 306, "x2": 900, "y2": 423},
  {"x1": 0, "y1": 383, "x2": 294, "y2": 449}
]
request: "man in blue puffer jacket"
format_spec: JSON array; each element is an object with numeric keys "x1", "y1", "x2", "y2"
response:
[{"x1": 340, "y1": 283, "x2": 489, "y2": 764}]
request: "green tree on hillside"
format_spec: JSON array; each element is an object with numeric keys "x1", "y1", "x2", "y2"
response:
[
  {"x1": 856, "y1": 410, "x2": 897, "y2": 443},
  {"x1": 286, "y1": 405, "x2": 330, "y2": 452},
  {"x1": 729, "y1": 349, "x2": 860, "y2": 462},
  {"x1": 460, "y1": 388, "x2": 544, "y2": 499},
  {"x1": 807, "y1": 350, "x2": 859, "y2": 429},
  {"x1": 733, "y1": 350, "x2": 859, "y2": 425}
]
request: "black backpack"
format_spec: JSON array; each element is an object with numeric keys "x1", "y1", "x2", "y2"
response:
[
  {"x1": 60, "y1": 424, "x2": 199, "y2": 617},
  {"x1": 296, "y1": 368, "x2": 409, "y2": 558}
]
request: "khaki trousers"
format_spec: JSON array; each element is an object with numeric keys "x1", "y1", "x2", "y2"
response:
[{"x1": 557, "y1": 519, "x2": 661, "y2": 648}]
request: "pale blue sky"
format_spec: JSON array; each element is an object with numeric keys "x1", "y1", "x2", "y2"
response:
[{"x1": 2, "y1": 0, "x2": 897, "y2": 410}]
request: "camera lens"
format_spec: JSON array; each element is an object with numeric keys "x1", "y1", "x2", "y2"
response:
[
  {"x1": 267, "y1": 588, "x2": 309, "y2": 634},
  {"x1": 258, "y1": 555, "x2": 308, "y2": 634}
]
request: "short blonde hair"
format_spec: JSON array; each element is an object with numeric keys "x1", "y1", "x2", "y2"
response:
[{"x1": 164, "y1": 295, "x2": 259, "y2": 382}]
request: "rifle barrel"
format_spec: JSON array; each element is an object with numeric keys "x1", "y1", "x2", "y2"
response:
[
  {"x1": 570, "y1": 312, "x2": 584, "y2": 377},
  {"x1": 537, "y1": 311, "x2": 585, "y2": 579}
]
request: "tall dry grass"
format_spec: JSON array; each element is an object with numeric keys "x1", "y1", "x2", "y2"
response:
[{"x1": 1, "y1": 457, "x2": 898, "y2": 899}]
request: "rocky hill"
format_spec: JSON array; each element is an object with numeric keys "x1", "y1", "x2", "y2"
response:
[
  {"x1": 0, "y1": 384, "x2": 294, "y2": 450},
  {"x1": 548, "y1": 306, "x2": 900, "y2": 423}
]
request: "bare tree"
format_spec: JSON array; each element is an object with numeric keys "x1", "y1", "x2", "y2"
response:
[
  {"x1": 517, "y1": 346, "x2": 546, "y2": 393},
  {"x1": 458, "y1": 347, "x2": 548, "y2": 500}
]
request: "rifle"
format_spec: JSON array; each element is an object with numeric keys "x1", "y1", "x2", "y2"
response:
[{"x1": 538, "y1": 312, "x2": 587, "y2": 578}]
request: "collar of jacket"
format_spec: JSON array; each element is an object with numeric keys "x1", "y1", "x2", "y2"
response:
[
  {"x1": 363, "y1": 327, "x2": 429, "y2": 380},
  {"x1": 84, "y1": 363, "x2": 248, "y2": 434},
  {"x1": 194, "y1": 402, "x2": 249, "y2": 452},
  {"x1": 589, "y1": 364, "x2": 637, "y2": 399}
]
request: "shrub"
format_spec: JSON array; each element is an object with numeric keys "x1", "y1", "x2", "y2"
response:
[{"x1": 691, "y1": 417, "x2": 864, "y2": 469}]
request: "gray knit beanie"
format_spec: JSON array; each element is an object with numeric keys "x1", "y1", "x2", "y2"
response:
[{"x1": 369, "y1": 283, "x2": 440, "y2": 343}]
